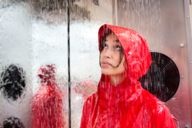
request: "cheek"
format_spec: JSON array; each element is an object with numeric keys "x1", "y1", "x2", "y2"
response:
[
  {"x1": 120, "y1": 65, "x2": 125, "y2": 72},
  {"x1": 113, "y1": 53, "x2": 122, "y2": 64},
  {"x1": 99, "y1": 52, "x2": 105, "y2": 62},
  {"x1": 99, "y1": 54, "x2": 102, "y2": 63},
  {"x1": 118, "y1": 57, "x2": 126, "y2": 72}
]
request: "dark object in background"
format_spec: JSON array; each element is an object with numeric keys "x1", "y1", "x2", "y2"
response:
[
  {"x1": 31, "y1": 0, "x2": 91, "y2": 22},
  {"x1": 93, "y1": 0, "x2": 99, "y2": 5},
  {"x1": 2, "y1": 117, "x2": 25, "y2": 128},
  {"x1": 140, "y1": 52, "x2": 180, "y2": 102},
  {"x1": 0, "y1": 64, "x2": 26, "y2": 101}
]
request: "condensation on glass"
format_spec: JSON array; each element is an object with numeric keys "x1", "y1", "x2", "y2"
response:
[
  {"x1": 0, "y1": 0, "x2": 68, "y2": 127},
  {"x1": 0, "y1": 0, "x2": 32, "y2": 127}
]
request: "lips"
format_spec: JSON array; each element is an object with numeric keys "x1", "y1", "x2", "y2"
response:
[{"x1": 100, "y1": 62, "x2": 111, "y2": 68}]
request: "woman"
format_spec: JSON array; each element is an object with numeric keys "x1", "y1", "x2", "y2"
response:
[{"x1": 80, "y1": 24, "x2": 177, "y2": 128}]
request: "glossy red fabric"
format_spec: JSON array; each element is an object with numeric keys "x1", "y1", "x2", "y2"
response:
[
  {"x1": 80, "y1": 24, "x2": 177, "y2": 128},
  {"x1": 32, "y1": 65, "x2": 66, "y2": 128}
]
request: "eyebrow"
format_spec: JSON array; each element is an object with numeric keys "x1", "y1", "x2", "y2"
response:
[
  {"x1": 114, "y1": 39, "x2": 120, "y2": 43},
  {"x1": 104, "y1": 38, "x2": 120, "y2": 43}
]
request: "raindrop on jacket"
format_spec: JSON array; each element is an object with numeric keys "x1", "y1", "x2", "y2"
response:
[{"x1": 80, "y1": 24, "x2": 177, "y2": 128}]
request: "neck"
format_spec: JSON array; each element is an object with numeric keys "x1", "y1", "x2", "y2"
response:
[{"x1": 109, "y1": 74, "x2": 125, "y2": 86}]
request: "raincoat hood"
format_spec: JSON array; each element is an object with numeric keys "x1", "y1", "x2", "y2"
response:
[
  {"x1": 97, "y1": 24, "x2": 152, "y2": 116},
  {"x1": 98, "y1": 24, "x2": 151, "y2": 81}
]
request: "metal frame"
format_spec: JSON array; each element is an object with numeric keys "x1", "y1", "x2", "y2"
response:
[{"x1": 184, "y1": 0, "x2": 192, "y2": 126}]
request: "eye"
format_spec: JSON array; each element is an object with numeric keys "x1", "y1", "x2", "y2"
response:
[
  {"x1": 102, "y1": 41, "x2": 108, "y2": 49},
  {"x1": 114, "y1": 44, "x2": 122, "y2": 51}
]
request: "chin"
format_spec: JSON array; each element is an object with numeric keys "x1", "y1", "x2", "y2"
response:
[
  {"x1": 101, "y1": 70, "x2": 117, "y2": 76},
  {"x1": 101, "y1": 69, "x2": 125, "y2": 76},
  {"x1": 101, "y1": 70, "x2": 112, "y2": 75}
]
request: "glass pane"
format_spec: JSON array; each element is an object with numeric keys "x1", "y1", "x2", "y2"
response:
[
  {"x1": 0, "y1": 0, "x2": 68, "y2": 127},
  {"x1": 0, "y1": 1, "x2": 32, "y2": 127},
  {"x1": 117, "y1": 0, "x2": 191, "y2": 127},
  {"x1": 31, "y1": 0, "x2": 68, "y2": 128},
  {"x1": 71, "y1": 0, "x2": 191, "y2": 128},
  {"x1": 70, "y1": 0, "x2": 114, "y2": 127}
]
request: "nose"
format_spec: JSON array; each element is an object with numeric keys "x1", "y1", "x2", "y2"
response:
[{"x1": 102, "y1": 48, "x2": 113, "y2": 59}]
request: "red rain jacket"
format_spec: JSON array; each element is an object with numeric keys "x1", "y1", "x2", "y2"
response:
[
  {"x1": 32, "y1": 65, "x2": 66, "y2": 128},
  {"x1": 80, "y1": 24, "x2": 177, "y2": 128}
]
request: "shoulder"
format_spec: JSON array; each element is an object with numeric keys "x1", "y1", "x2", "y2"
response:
[
  {"x1": 80, "y1": 93, "x2": 98, "y2": 128},
  {"x1": 84, "y1": 93, "x2": 98, "y2": 105},
  {"x1": 82, "y1": 92, "x2": 98, "y2": 113},
  {"x1": 141, "y1": 89, "x2": 170, "y2": 113},
  {"x1": 82, "y1": 93, "x2": 97, "y2": 111},
  {"x1": 141, "y1": 89, "x2": 177, "y2": 127},
  {"x1": 141, "y1": 89, "x2": 170, "y2": 114},
  {"x1": 154, "y1": 101, "x2": 178, "y2": 127}
]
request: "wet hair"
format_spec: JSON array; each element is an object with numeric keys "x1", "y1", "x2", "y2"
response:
[
  {"x1": 0, "y1": 64, "x2": 26, "y2": 101},
  {"x1": 2, "y1": 117, "x2": 25, "y2": 128},
  {"x1": 99, "y1": 28, "x2": 113, "y2": 52}
]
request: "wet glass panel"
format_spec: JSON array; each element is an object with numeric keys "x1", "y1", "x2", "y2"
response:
[
  {"x1": 31, "y1": 0, "x2": 68, "y2": 128},
  {"x1": 0, "y1": 0, "x2": 32, "y2": 127},
  {"x1": 70, "y1": 0, "x2": 191, "y2": 127},
  {"x1": 118, "y1": 0, "x2": 191, "y2": 127},
  {"x1": 0, "y1": 0, "x2": 68, "y2": 127},
  {"x1": 70, "y1": 0, "x2": 114, "y2": 127}
]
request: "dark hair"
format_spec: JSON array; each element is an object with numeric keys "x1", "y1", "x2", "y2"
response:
[
  {"x1": 99, "y1": 28, "x2": 113, "y2": 51},
  {"x1": 99, "y1": 28, "x2": 124, "y2": 54}
]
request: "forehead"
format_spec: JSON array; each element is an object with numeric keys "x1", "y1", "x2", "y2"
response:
[{"x1": 105, "y1": 33, "x2": 120, "y2": 44}]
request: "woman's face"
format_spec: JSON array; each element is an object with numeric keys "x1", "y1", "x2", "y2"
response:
[{"x1": 100, "y1": 33, "x2": 125, "y2": 76}]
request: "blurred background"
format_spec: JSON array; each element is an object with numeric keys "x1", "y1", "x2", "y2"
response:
[{"x1": 0, "y1": 0, "x2": 192, "y2": 127}]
